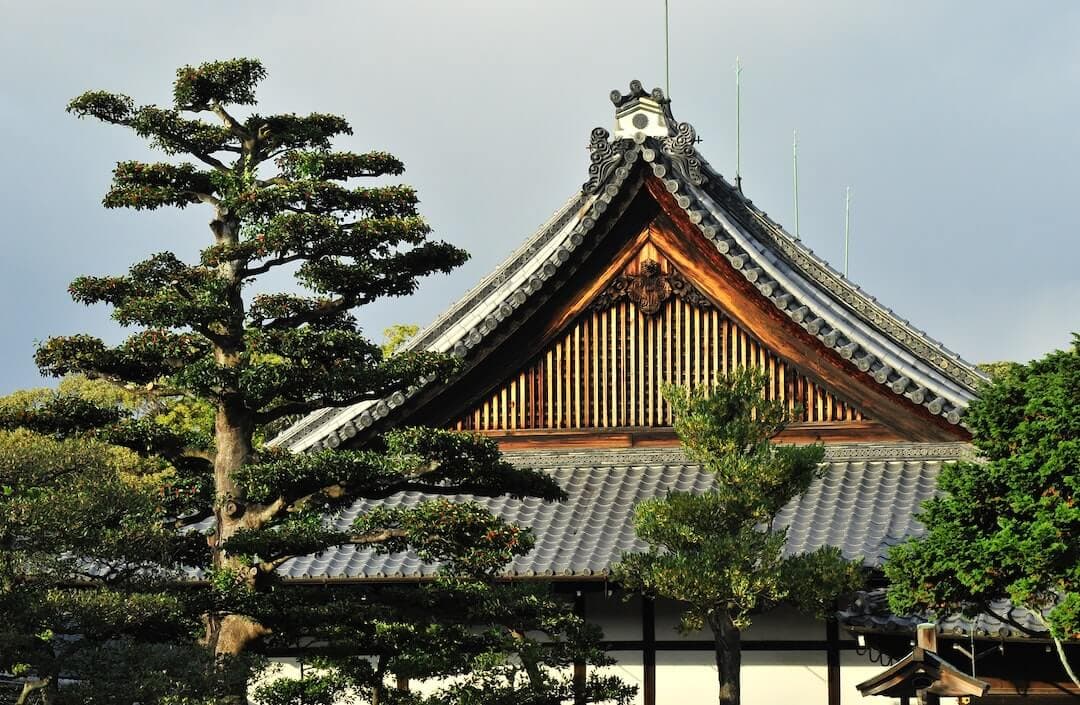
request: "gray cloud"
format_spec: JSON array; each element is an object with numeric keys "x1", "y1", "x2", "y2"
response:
[{"x1": 1, "y1": 0, "x2": 1077, "y2": 393}]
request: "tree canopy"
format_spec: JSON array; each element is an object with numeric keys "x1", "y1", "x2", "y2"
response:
[
  {"x1": 2, "y1": 59, "x2": 629, "y2": 705},
  {"x1": 886, "y1": 334, "x2": 1080, "y2": 684},
  {"x1": 614, "y1": 369, "x2": 863, "y2": 705},
  {"x1": 0, "y1": 381, "x2": 234, "y2": 705}
]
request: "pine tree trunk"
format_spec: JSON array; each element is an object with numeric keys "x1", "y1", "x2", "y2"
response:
[
  {"x1": 207, "y1": 402, "x2": 265, "y2": 705},
  {"x1": 711, "y1": 610, "x2": 742, "y2": 705},
  {"x1": 204, "y1": 211, "x2": 267, "y2": 705}
]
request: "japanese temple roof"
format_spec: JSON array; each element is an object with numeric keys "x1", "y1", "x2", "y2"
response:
[
  {"x1": 274, "y1": 81, "x2": 986, "y2": 454},
  {"x1": 272, "y1": 443, "x2": 968, "y2": 582},
  {"x1": 840, "y1": 587, "x2": 1054, "y2": 642}
]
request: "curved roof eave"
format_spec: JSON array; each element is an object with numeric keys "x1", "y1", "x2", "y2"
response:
[{"x1": 612, "y1": 128, "x2": 983, "y2": 425}]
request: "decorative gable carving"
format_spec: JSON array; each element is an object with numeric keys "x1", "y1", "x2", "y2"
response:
[{"x1": 590, "y1": 259, "x2": 713, "y2": 316}]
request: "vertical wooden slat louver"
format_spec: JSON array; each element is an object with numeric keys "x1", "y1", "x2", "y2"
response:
[{"x1": 455, "y1": 280, "x2": 867, "y2": 431}]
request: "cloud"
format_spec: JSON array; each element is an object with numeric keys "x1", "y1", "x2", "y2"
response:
[{"x1": 1, "y1": 1, "x2": 1077, "y2": 391}]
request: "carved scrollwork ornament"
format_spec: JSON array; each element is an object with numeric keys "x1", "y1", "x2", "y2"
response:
[
  {"x1": 589, "y1": 259, "x2": 714, "y2": 316},
  {"x1": 626, "y1": 260, "x2": 672, "y2": 314},
  {"x1": 661, "y1": 121, "x2": 706, "y2": 186},
  {"x1": 584, "y1": 127, "x2": 625, "y2": 193},
  {"x1": 666, "y1": 269, "x2": 713, "y2": 309}
]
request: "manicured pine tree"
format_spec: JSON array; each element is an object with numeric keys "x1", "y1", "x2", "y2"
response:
[
  {"x1": 10, "y1": 58, "x2": 631, "y2": 704},
  {"x1": 614, "y1": 369, "x2": 863, "y2": 705}
]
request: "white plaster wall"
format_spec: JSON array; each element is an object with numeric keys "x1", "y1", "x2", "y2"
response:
[
  {"x1": 652, "y1": 598, "x2": 697, "y2": 640},
  {"x1": 743, "y1": 651, "x2": 829, "y2": 704},
  {"x1": 841, "y1": 651, "x2": 902, "y2": 705},
  {"x1": 651, "y1": 649, "x2": 903, "y2": 704},
  {"x1": 250, "y1": 656, "x2": 302, "y2": 702},
  {"x1": 742, "y1": 605, "x2": 828, "y2": 641},
  {"x1": 260, "y1": 600, "x2": 903, "y2": 705},
  {"x1": 654, "y1": 650, "x2": 903, "y2": 705},
  {"x1": 654, "y1": 651, "x2": 718, "y2": 703},
  {"x1": 262, "y1": 651, "x2": 903, "y2": 705}
]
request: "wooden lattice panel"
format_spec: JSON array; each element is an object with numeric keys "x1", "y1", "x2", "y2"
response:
[{"x1": 453, "y1": 294, "x2": 866, "y2": 433}]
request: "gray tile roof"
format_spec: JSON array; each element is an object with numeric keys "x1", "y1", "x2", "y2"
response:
[
  {"x1": 840, "y1": 588, "x2": 1051, "y2": 641},
  {"x1": 276, "y1": 444, "x2": 964, "y2": 581},
  {"x1": 272, "y1": 83, "x2": 986, "y2": 454}
]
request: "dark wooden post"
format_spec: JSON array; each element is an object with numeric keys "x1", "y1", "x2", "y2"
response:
[
  {"x1": 574, "y1": 590, "x2": 587, "y2": 705},
  {"x1": 643, "y1": 597, "x2": 656, "y2": 705},
  {"x1": 826, "y1": 610, "x2": 841, "y2": 705}
]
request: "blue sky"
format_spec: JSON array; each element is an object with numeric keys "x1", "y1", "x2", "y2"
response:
[{"x1": 1, "y1": 1, "x2": 1078, "y2": 393}]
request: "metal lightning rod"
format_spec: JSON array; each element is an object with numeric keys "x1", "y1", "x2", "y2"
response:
[
  {"x1": 793, "y1": 129, "x2": 800, "y2": 239},
  {"x1": 664, "y1": 0, "x2": 671, "y2": 97},
  {"x1": 844, "y1": 186, "x2": 852, "y2": 276},
  {"x1": 735, "y1": 56, "x2": 743, "y2": 192}
]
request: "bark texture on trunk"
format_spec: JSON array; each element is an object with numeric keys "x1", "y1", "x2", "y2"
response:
[
  {"x1": 206, "y1": 403, "x2": 268, "y2": 705},
  {"x1": 711, "y1": 610, "x2": 742, "y2": 705},
  {"x1": 204, "y1": 210, "x2": 267, "y2": 705}
]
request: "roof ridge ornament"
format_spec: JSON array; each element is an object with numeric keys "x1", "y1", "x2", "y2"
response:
[
  {"x1": 583, "y1": 127, "x2": 624, "y2": 194},
  {"x1": 611, "y1": 79, "x2": 674, "y2": 140},
  {"x1": 660, "y1": 121, "x2": 706, "y2": 186},
  {"x1": 609, "y1": 79, "x2": 668, "y2": 108},
  {"x1": 584, "y1": 81, "x2": 707, "y2": 193}
]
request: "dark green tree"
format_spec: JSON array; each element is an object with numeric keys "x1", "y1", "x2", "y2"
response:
[
  {"x1": 0, "y1": 383, "x2": 232, "y2": 705},
  {"x1": 613, "y1": 369, "x2": 864, "y2": 705},
  {"x1": 886, "y1": 335, "x2": 1080, "y2": 686},
  {"x1": 7, "y1": 59, "x2": 628, "y2": 704}
]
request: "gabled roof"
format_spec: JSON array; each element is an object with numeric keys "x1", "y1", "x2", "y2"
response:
[
  {"x1": 274, "y1": 81, "x2": 986, "y2": 453},
  {"x1": 271, "y1": 443, "x2": 969, "y2": 581},
  {"x1": 855, "y1": 645, "x2": 990, "y2": 699}
]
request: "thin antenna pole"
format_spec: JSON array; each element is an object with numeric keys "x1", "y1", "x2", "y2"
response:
[
  {"x1": 792, "y1": 129, "x2": 800, "y2": 239},
  {"x1": 735, "y1": 56, "x2": 742, "y2": 191},
  {"x1": 844, "y1": 186, "x2": 852, "y2": 276},
  {"x1": 664, "y1": 0, "x2": 671, "y2": 97}
]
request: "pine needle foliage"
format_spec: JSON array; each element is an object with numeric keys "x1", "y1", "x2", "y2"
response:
[
  {"x1": 2, "y1": 59, "x2": 630, "y2": 705},
  {"x1": 615, "y1": 369, "x2": 863, "y2": 705}
]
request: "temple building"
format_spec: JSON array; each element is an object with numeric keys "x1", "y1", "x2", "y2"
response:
[{"x1": 274, "y1": 82, "x2": 1076, "y2": 703}]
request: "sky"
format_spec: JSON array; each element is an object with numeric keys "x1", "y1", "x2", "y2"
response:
[{"x1": 1, "y1": 1, "x2": 1078, "y2": 394}]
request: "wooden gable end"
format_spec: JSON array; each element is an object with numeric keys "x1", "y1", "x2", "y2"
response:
[
  {"x1": 437, "y1": 178, "x2": 969, "y2": 447},
  {"x1": 452, "y1": 241, "x2": 869, "y2": 435}
]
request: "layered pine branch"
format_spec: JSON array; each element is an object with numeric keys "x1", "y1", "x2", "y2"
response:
[{"x1": 0, "y1": 58, "x2": 630, "y2": 705}]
